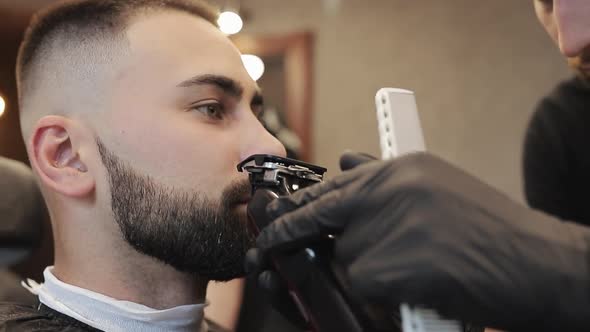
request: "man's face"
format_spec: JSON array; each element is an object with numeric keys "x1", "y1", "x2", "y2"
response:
[
  {"x1": 94, "y1": 11, "x2": 285, "y2": 280},
  {"x1": 534, "y1": 0, "x2": 590, "y2": 81}
]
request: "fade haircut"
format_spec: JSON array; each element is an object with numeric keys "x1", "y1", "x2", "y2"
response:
[{"x1": 16, "y1": 0, "x2": 218, "y2": 137}]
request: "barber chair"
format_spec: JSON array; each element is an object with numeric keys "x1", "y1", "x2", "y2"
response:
[{"x1": 0, "y1": 157, "x2": 44, "y2": 303}]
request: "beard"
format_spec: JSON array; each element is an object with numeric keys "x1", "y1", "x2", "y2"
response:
[
  {"x1": 96, "y1": 139, "x2": 254, "y2": 281},
  {"x1": 568, "y1": 54, "x2": 590, "y2": 83}
]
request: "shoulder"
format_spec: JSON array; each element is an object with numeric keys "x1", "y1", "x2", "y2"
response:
[
  {"x1": 0, "y1": 302, "x2": 97, "y2": 332},
  {"x1": 551, "y1": 76, "x2": 590, "y2": 99},
  {"x1": 0, "y1": 302, "x2": 42, "y2": 321},
  {"x1": 533, "y1": 77, "x2": 589, "y2": 120},
  {"x1": 0, "y1": 302, "x2": 48, "y2": 331},
  {"x1": 527, "y1": 77, "x2": 589, "y2": 140}
]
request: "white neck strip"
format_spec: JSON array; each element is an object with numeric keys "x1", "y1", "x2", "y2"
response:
[{"x1": 22, "y1": 266, "x2": 208, "y2": 332}]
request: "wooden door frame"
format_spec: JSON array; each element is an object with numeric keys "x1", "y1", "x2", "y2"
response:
[{"x1": 232, "y1": 32, "x2": 314, "y2": 161}]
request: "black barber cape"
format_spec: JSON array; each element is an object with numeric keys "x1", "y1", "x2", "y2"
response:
[
  {"x1": 0, "y1": 302, "x2": 228, "y2": 332},
  {"x1": 523, "y1": 76, "x2": 590, "y2": 225}
]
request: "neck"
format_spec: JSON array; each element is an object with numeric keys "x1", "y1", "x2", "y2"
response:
[{"x1": 53, "y1": 228, "x2": 208, "y2": 309}]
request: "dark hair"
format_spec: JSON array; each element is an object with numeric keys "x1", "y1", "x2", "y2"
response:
[{"x1": 16, "y1": 0, "x2": 218, "y2": 103}]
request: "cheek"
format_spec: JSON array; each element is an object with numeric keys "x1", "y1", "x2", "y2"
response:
[
  {"x1": 166, "y1": 123, "x2": 243, "y2": 188},
  {"x1": 107, "y1": 110, "x2": 243, "y2": 196}
]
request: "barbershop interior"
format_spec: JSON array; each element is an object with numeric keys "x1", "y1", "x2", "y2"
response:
[{"x1": 1, "y1": 0, "x2": 588, "y2": 332}]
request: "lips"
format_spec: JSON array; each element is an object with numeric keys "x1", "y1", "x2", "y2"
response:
[
  {"x1": 235, "y1": 195, "x2": 251, "y2": 206},
  {"x1": 222, "y1": 179, "x2": 253, "y2": 210}
]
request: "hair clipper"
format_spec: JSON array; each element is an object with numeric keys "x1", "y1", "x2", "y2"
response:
[{"x1": 238, "y1": 154, "x2": 398, "y2": 332}]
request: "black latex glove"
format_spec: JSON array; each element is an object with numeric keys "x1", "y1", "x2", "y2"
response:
[
  {"x1": 253, "y1": 151, "x2": 590, "y2": 331},
  {"x1": 244, "y1": 249, "x2": 310, "y2": 331},
  {"x1": 243, "y1": 152, "x2": 378, "y2": 331}
]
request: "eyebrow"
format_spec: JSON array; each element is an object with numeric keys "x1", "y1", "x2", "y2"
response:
[
  {"x1": 177, "y1": 74, "x2": 244, "y2": 98},
  {"x1": 177, "y1": 74, "x2": 264, "y2": 110}
]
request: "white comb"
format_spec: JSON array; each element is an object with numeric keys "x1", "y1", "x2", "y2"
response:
[
  {"x1": 375, "y1": 88, "x2": 425, "y2": 160},
  {"x1": 401, "y1": 304, "x2": 462, "y2": 332},
  {"x1": 375, "y1": 88, "x2": 461, "y2": 332}
]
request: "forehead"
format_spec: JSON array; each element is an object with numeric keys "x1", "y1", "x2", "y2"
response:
[{"x1": 121, "y1": 10, "x2": 253, "y2": 88}]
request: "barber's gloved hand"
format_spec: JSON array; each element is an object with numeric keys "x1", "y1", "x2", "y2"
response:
[
  {"x1": 244, "y1": 248, "x2": 310, "y2": 330},
  {"x1": 243, "y1": 152, "x2": 377, "y2": 330},
  {"x1": 252, "y1": 151, "x2": 590, "y2": 331}
]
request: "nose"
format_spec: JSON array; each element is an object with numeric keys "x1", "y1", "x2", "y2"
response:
[
  {"x1": 554, "y1": 0, "x2": 590, "y2": 57},
  {"x1": 238, "y1": 112, "x2": 287, "y2": 162}
]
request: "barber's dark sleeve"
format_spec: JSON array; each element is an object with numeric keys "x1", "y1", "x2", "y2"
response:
[{"x1": 523, "y1": 101, "x2": 571, "y2": 219}]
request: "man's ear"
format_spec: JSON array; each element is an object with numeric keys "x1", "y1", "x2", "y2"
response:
[{"x1": 29, "y1": 115, "x2": 95, "y2": 198}]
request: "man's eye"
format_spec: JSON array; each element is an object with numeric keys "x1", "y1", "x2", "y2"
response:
[{"x1": 192, "y1": 103, "x2": 224, "y2": 120}]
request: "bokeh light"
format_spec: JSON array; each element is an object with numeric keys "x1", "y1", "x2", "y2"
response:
[
  {"x1": 217, "y1": 11, "x2": 243, "y2": 35},
  {"x1": 0, "y1": 95, "x2": 5, "y2": 118},
  {"x1": 241, "y1": 54, "x2": 265, "y2": 81}
]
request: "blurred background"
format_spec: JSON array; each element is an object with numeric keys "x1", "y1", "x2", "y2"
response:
[
  {"x1": 0, "y1": 0, "x2": 570, "y2": 202},
  {"x1": 0, "y1": 0, "x2": 573, "y2": 330},
  {"x1": 0, "y1": 0, "x2": 571, "y2": 290}
]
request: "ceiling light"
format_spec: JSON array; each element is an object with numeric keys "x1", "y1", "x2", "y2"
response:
[
  {"x1": 0, "y1": 95, "x2": 5, "y2": 118},
  {"x1": 241, "y1": 54, "x2": 265, "y2": 81},
  {"x1": 218, "y1": 11, "x2": 243, "y2": 35}
]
